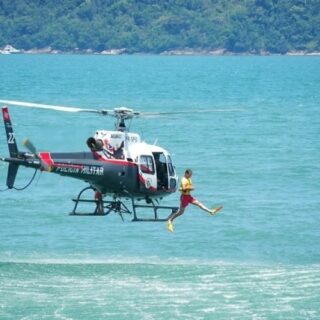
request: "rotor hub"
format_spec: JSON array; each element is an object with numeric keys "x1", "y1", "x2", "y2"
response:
[{"x1": 112, "y1": 107, "x2": 140, "y2": 131}]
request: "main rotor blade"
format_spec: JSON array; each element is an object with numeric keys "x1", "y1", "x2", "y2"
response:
[
  {"x1": 0, "y1": 99, "x2": 111, "y2": 115},
  {"x1": 142, "y1": 108, "x2": 245, "y2": 116},
  {"x1": 0, "y1": 99, "x2": 245, "y2": 120}
]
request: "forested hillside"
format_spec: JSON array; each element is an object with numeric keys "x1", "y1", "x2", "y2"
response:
[{"x1": 0, "y1": 0, "x2": 319, "y2": 54}]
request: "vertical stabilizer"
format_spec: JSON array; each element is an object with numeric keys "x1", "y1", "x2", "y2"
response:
[
  {"x1": 2, "y1": 106, "x2": 19, "y2": 188},
  {"x1": 2, "y1": 106, "x2": 18, "y2": 157},
  {"x1": 7, "y1": 163, "x2": 19, "y2": 189}
]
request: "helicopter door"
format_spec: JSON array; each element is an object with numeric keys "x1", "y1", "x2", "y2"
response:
[
  {"x1": 139, "y1": 155, "x2": 157, "y2": 191},
  {"x1": 166, "y1": 154, "x2": 177, "y2": 190},
  {"x1": 153, "y1": 152, "x2": 170, "y2": 190}
]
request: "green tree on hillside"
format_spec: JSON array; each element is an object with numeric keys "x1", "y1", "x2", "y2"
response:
[{"x1": 0, "y1": 0, "x2": 318, "y2": 53}]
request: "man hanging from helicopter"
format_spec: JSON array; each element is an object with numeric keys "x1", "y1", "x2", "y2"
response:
[
  {"x1": 86, "y1": 137, "x2": 124, "y2": 160},
  {"x1": 101, "y1": 138, "x2": 124, "y2": 160},
  {"x1": 167, "y1": 169, "x2": 223, "y2": 232}
]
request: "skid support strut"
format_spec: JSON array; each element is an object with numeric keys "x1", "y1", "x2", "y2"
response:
[{"x1": 70, "y1": 187, "x2": 131, "y2": 220}]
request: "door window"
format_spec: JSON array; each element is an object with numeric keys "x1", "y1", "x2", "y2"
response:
[
  {"x1": 167, "y1": 155, "x2": 175, "y2": 176},
  {"x1": 140, "y1": 155, "x2": 155, "y2": 174}
]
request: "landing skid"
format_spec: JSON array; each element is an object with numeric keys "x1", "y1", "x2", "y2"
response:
[
  {"x1": 131, "y1": 198, "x2": 178, "y2": 222},
  {"x1": 70, "y1": 186, "x2": 178, "y2": 222}
]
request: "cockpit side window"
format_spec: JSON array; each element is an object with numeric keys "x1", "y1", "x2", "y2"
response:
[{"x1": 140, "y1": 155, "x2": 155, "y2": 174}]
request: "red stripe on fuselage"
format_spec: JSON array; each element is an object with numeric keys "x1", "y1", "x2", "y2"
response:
[
  {"x1": 54, "y1": 163, "x2": 84, "y2": 169},
  {"x1": 39, "y1": 151, "x2": 136, "y2": 168},
  {"x1": 39, "y1": 152, "x2": 54, "y2": 165}
]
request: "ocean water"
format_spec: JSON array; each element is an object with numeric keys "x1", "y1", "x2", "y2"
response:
[{"x1": 0, "y1": 55, "x2": 319, "y2": 319}]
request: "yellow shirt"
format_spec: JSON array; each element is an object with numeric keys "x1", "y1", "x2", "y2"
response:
[{"x1": 179, "y1": 177, "x2": 193, "y2": 195}]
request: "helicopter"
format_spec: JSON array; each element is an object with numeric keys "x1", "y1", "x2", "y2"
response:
[{"x1": 0, "y1": 99, "x2": 180, "y2": 221}]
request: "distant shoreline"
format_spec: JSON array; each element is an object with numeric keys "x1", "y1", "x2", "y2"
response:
[{"x1": 1, "y1": 46, "x2": 320, "y2": 56}]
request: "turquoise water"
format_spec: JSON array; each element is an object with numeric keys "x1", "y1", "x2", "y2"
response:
[{"x1": 0, "y1": 55, "x2": 319, "y2": 319}]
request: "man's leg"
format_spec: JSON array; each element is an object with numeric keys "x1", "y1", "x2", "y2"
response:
[
  {"x1": 167, "y1": 206, "x2": 186, "y2": 232},
  {"x1": 168, "y1": 206, "x2": 185, "y2": 222},
  {"x1": 192, "y1": 200, "x2": 222, "y2": 215},
  {"x1": 192, "y1": 199, "x2": 212, "y2": 214}
]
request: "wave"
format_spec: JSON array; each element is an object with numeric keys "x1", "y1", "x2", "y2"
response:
[{"x1": 1, "y1": 255, "x2": 320, "y2": 268}]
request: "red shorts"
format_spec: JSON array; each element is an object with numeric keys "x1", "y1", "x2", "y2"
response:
[{"x1": 180, "y1": 195, "x2": 197, "y2": 208}]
